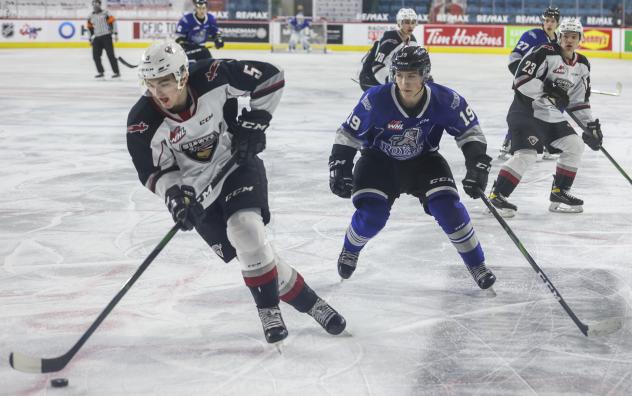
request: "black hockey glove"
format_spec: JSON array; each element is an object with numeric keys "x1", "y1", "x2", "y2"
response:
[
  {"x1": 232, "y1": 109, "x2": 271, "y2": 164},
  {"x1": 329, "y1": 144, "x2": 357, "y2": 198},
  {"x1": 462, "y1": 154, "x2": 492, "y2": 199},
  {"x1": 582, "y1": 119, "x2": 603, "y2": 151},
  {"x1": 214, "y1": 33, "x2": 224, "y2": 49},
  {"x1": 543, "y1": 79, "x2": 569, "y2": 110},
  {"x1": 165, "y1": 185, "x2": 205, "y2": 231}
]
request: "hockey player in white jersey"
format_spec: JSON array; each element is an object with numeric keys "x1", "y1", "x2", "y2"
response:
[
  {"x1": 126, "y1": 40, "x2": 346, "y2": 345},
  {"x1": 489, "y1": 19, "x2": 603, "y2": 217},
  {"x1": 358, "y1": 8, "x2": 419, "y2": 91}
]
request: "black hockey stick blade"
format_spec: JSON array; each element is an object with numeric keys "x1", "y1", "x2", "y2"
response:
[
  {"x1": 117, "y1": 56, "x2": 138, "y2": 69},
  {"x1": 592, "y1": 82, "x2": 622, "y2": 96},
  {"x1": 9, "y1": 154, "x2": 239, "y2": 374}
]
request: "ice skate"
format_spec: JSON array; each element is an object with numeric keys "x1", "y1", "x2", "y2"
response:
[
  {"x1": 308, "y1": 298, "x2": 346, "y2": 335},
  {"x1": 488, "y1": 190, "x2": 517, "y2": 218},
  {"x1": 111, "y1": 73, "x2": 121, "y2": 79},
  {"x1": 94, "y1": 73, "x2": 104, "y2": 79},
  {"x1": 467, "y1": 262, "x2": 496, "y2": 289},
  {"x1": 337, "y1": 247, "x2": 359, "y2": 280},
  {"x1": 549, "y1": 185, "x2": 583, "y2": 213},
  {"x1": 257, "y1": 305, "x2": 288, "y2": 344}
]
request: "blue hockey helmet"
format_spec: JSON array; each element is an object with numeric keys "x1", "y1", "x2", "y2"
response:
[{"x1": 390, "y1": 46, "x2": 431, "y2": 81}]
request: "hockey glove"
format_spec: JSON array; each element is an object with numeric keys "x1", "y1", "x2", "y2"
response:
[
  {"x1": 543, "y1": 80, "x2": 569, "y2": 110},
  {"x1": 582, "y1": 119, "x2": 603, "y2": 151},
  {"x1": 462, "y1": 154, "x2": 492, "y2": 199},
  {"x1": 328, "y1": 144, "x2": 357, "y2": 198},
  {"x1": 165, "y1": 185, "x2": 205, "y2": 231},
  {"x1": 232, "y1": 109, "x2": 271, "y2": 164},
  {"x1": 214, "y1": 33, "x2": 225, "y2": 49}
]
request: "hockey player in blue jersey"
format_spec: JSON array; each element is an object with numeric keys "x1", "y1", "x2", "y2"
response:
[
  {"x1": 175, "y1": 0, "x2": 224, "y2": 62},
  {"x1": 499, "y1": 7, "x2": 560, "y2": 160},
  {"x1": 288, "y1": 9, "x2": 311, "y2": 52},
  {"x1": 328, "y1": 46, "x2": 496, "y2": 290}
]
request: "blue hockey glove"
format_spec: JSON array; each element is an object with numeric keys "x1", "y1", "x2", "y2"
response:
[
  {"x1": 165, "y1": 185, "x2": 205, "y2": 231},
  {"x1": 582, "y1": 119, "x2": 603, "y2": 151},
  {"x1": 329, "y1": 144, "x2": 356, "y2": 198},
  {"x1": 463, "y1": 154, "x2": 492, "y2": 199}
]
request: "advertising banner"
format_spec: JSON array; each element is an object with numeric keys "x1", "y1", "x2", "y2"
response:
[
  {"x1": 131, "y1": 21, "x2": 178, "y2": 40},
  {"x1": 0, "y1": 19, "x2": 90, "y2": 42},
  {"x1": 327, "y1": 24, "x2": 343, "y2": 45},
  {"x1": 626, "y1": 30, "x2": 632, "y2": 52},
  {"x1": 424, "y1": 24, "x2": 504, "y2": 47},
  {"x1": 580, "y1": 28, "x2": 612, "y2": 51},
  {"x1": 505, "y1": 25, "x2": 533, "y2": 49},
  {"x1": 218, "y1": 22, "x2": 269, "y2": 43}
]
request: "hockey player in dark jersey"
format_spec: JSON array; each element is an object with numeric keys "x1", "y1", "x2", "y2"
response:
[
  {"x1": 499, "y1": 7, "x2": 560, "y2": 160},
  {"x1": 488, "y1": 19, "x2": 603, "y2": 217},
  {"x1": 329, "y1": 46, "x2": 496, "y2": 290},
  {"x1": 126, "y1": 40, "x2": 345, "y2": 345},
  {"x1": 358, "y1": 8, "x2": 419, "y2": 91},
  {"x1": 175, "y1": 0, "x2": 224, "y2": 62}
]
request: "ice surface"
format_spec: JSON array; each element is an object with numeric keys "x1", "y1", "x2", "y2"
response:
[{"x1": 1, "y1": 48, "x2": 632, "y2": 395}]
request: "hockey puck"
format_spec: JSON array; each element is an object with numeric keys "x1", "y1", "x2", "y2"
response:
[{"x1": 51, "y1": 378, "x2": 69, "y2": 388}]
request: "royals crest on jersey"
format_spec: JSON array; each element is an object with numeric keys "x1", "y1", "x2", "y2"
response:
[{"x1": 379, "y1": 128, "x2": 424, "y2": 160}]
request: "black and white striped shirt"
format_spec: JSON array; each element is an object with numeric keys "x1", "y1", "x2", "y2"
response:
[{"x1": 87, "y1": 11, "x2": 117, "y2": 37}]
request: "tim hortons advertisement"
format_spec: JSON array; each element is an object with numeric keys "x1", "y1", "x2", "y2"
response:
[
  {"x1": 580, "y1": 28, "x2": 612, "y2": 51},
  {"x1": 424, "y1": 25, "x2": 504, "y2": 47}
]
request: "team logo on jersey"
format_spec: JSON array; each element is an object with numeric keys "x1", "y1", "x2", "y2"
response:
[
  {"x1": 205, "y1": 60, "x2": 222, "y2": 82},
  {"x1": 528, "y1": 136, "x2": 539, "y2": 146},
  {"x1": 553, "y1": 78, "x2": 573, "y2": 91},
  {"x1": 387, "y1": 120, "x2": 404, "y2": 130},
  {"x1": 379, "y1": 127, "x2": 423, "y2": 160},
  {"x1": 450, "y1": 92, "x2": 461, "y2": 109},
  {"x1": 361, "y1": 95, "x2": 372, "y2": 111},
  {"x1": 552, "y1": 64, "x2": 566, "y2": 74},
  {"x1": 181, "y1": 132, "x2": 219, "y2": 162},
  {"x1": 211, "y1": 243, "x2": 224, "y2": 259},
  {"x1": 169, "y1": 126, "x2": 187, "y2": 144},
  {"x1": 127, "y1": 121, "x2": 149, "y2": 134}
]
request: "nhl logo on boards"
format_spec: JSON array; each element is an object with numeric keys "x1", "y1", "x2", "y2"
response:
[
  {"x1": 2, "y1": 23, "x2": 14, "y2": 38},
  {"x1": 170, "y1": 126, "x2": 187, "y2": 144},
  {"x1": 528, "y1": 136, "x2": 539, "y2": 146},
  {"x1": 387, "y1": 120, "x2": 404, "y2": 130}
]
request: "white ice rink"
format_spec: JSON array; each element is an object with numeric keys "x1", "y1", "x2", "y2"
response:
[{"x1": 1, "y1": 48, "x2": 632, "y2": 395}]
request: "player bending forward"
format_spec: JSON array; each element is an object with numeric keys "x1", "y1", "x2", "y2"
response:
[
  {"x1": 288, "y1": 11, "x2": 311, "y2": 52},
  {"x1": 488, "y1": 18, "x2": 603, "y2": 217},
  {"x1": 329, "y1": 46, "x2": 496, "y2": 290},
  {"x1": 127, "y1": 41, "x2": 346, "y2": 344}
]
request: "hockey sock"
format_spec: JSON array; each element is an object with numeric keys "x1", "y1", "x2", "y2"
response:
[
  {"x1": 243, "y1": 266, "x2": 280, "y2": 308},
  {"x1": 553, "y1": 165, "x2": 577, "y2": 189},
  {"x1": 427, "y1": 194, "x2": 484, "y2": 267},
  {"x1": 279, "y1": 273, "x2": 319, "y2": 313},
  {"x1": 343, "y1": 198, "x2": 390, "y2": 253}
]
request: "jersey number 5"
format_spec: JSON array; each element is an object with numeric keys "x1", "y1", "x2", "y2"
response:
[{"x1": 243, "y1": 65, "x2": 262, "y2": 79}]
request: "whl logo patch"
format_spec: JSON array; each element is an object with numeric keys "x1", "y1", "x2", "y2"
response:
[
  {"x1": 387, "y1": 120, "x2": 404, "y2": 130},
  {"x1": 169, "y1": 126, "x2": 187, "y2": 144}
]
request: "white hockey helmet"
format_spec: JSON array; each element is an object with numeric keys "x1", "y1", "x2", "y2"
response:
[
  {"x1": 558, "y1": 18, "x2": 583, "y2": 40},
  {"x1": 138, "y1": 40, "x2": 189, "y2": 87},
  {"x1": 396, "y1": 8, "x2": 418, "y2": 27}
]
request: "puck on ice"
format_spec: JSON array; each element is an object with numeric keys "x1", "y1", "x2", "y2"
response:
[{"x1": 51, "y1": 378, "x2": 69, "y2": 388}]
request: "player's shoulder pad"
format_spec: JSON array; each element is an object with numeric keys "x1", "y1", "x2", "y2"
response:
[
  {"x1": 427, "y1": 81, "x2": 462, "y2": 105},
  {"x1": 381, "y1": 30, "x2": 401, "y2": 43},
  {"x1": 188, "y1": 58, "x2": 230, "y2": 89},
  {"x1": 127, "y1": 95, "x2": 164, "y2": 137},
  {"x1": 576, "y1": 52, "x2": 590, "y2": 69}
]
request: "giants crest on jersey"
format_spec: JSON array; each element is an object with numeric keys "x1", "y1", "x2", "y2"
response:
[
  {"x1": 379, "y1": 127, "x2": 423, "y2": 160},
  {"x1": 180, "y1": 131, "x2": 220, "y2": 162}
]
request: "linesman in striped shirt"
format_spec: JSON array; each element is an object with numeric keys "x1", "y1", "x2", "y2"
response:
[{"x1": 87, "y1": 0, "x2": 120, "y2": 79}]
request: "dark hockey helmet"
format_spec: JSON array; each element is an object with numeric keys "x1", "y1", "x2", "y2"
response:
[
  {"x1": 542, "y1": 7, "x2": 560, "y2": 23},
  {"x1": 390, "y1": 46, "x2": 431, "y2": 82},
  {"x1": 193, "y1": 0, "x2": 207, "y2": 6}
]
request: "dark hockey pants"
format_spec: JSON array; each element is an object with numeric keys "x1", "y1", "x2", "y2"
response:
[{"x1": 92, "y1": 34, "x2": 120, "y2": 74}]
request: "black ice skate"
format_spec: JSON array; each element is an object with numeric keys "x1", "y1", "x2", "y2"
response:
[
  {"x1": 488, "y1": 190, "x2": 517, "y2": 218},
  {"x1": 467, "y1": 263, "x2": 496, "y2": 289},
  {"x1": 549, "y1": 186, "x2": 583, "y2": 213},
  {"x1": 111, "y1": 73, "x2": 121, "y2": 79},
  {"x1": 308, "y1": 298, "x2": 346, "y2": 335},
  {"x1": 337, "y1": 248, "x2": 359, "y2": 279},
  {"x1": 257, "y1": 305, "x2": 288, "y2": 344},
  {"x1": 94, "y1": 73, "x2": 104, "y2": 79}
]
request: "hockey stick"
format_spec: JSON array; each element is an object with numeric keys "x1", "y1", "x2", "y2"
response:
[
  {"x1": 478, "y1": 188, "x2": 623, "y2": 337},
  {"x1": 9, "y1": 155, "x2": 238, "y2": 373},
  {"x1": 562, "y1": 108, "x2": 632, "y2": 186},
  {"x1": 117, "y1": 56, "x2": 138, "y2": 69},
  {"x1": 592, "y1": 82, "x2": 622, "y2": 96}
]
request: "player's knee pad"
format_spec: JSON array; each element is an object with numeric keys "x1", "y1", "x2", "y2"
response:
[
  {"x1": 355, "y1": 197, "x2": 390, "y2": 232},
  {"x1": 552, "y1": 134, "x2": 584, "y2": 168},
  {"x1": 505, "y1": 149, "x2": 537, "y2": 175},
  {"x1": 226, "y1": 209, "x2": 275, "y2": 272},
  {"x1": 427, "y1": 193, "x2": 469, "y2": 227}
]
